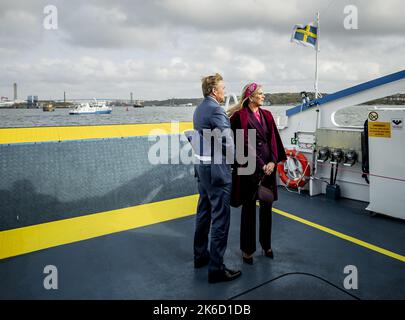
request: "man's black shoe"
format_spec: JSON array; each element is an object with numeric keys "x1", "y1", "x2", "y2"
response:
[
  {"x1": 208, "y1": 268, "x2": 242, "y2": 283},
  {"x1": 194, "y1": 256, "x2": 210, "y2": 269}
]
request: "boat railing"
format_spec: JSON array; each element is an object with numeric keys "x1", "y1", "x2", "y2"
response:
[
  {"x1": 275, "y1": 115, "x2": 288, "y2": 130},
  {"x1": 224, "y1": 93, "x2": 239, "y2": 110}
]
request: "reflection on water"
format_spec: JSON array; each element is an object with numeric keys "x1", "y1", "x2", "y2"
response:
[{"x1": 0, "y1": 105, "x2": 402, "y2": 128}]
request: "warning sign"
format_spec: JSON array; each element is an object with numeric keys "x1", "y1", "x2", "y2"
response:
[
  {"x1": 369, "y1": 122, "x2": 391, "y2": 138},
  {"x1": 368, "y1": 111, "x2": 378, "y2": 121},
  {"x1": 392, "y1": 118, "x2": 403, "y2": 129}
]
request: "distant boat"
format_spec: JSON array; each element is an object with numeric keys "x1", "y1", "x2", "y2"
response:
[
  {"x1": 69, "y1": 100, "x2": 112, "y2": 115},
  {"x1": 133, "y1": 100, "x2": 144, "y2": 108},
  {"x1": 43, "y1": 103, "x2": 55, "y2": 112},
  {"x1": 0, "y1": 100, "x2": 15, "y2": 107},
  {"x1": 179, "y1": 103, "x2": 193, "y2": 107}
]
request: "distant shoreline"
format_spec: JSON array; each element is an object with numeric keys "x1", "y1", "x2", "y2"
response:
[{"x1": 1, "y1": 92, "x2": 404, "y2": 109}]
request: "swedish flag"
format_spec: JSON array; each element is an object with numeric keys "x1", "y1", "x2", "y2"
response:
[{"x1": 291, "y1": 23, "x2": 318, "y2": 49}]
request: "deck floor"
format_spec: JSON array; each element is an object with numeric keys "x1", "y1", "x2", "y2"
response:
[{"x1": 1, "y1": 189, "x2": 404, "y2": 300}]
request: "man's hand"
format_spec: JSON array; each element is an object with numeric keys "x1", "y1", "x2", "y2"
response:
[{"x1": 262, "y1": 162, "x2": 275, "y2": 175}]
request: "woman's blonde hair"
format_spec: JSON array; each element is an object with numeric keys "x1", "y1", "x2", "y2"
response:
[{"x1": 226, "y1": 83, "x2": 262, "y2": 118}]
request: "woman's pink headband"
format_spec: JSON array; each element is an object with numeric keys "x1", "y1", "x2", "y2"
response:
[{"x1": 244, "y1": 83, "x2": 258, "y2": 99}]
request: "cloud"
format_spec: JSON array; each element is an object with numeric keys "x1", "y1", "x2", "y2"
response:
[
  {"x1": 61, "y1": 4, "x2": 171, "y2": 49},
  {"x1": 0, "y1": 8, "x2": 42, "y2": 47},
  {"x1": 0, "y1": 0, "x2": 404, "y2": 100}
]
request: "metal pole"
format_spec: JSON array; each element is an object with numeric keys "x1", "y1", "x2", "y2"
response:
[
  {"x1": 314, "y1": 11, "x2": 320, "y2": 99},
  {"x1": 13, "y1": 83, "x2": 17, "y2": 101}
]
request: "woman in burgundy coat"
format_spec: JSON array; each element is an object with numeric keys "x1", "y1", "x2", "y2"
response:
[{"x1": 228, "y1": 83, "x2": 286, "y2": 264}]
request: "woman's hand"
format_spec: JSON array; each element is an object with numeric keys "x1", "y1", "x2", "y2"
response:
[{"x1": 262, "y1": 162, "x2": 275, "y2": 175}]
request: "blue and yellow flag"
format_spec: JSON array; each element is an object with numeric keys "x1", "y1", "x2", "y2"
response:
[{"x1": 291, "y1": 23, "x2": 318, "y2": 49}]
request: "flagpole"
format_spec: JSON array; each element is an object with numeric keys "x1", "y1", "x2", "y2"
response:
[{"x1": 314, "y1": 11, "x2": 320, "y2": 99}]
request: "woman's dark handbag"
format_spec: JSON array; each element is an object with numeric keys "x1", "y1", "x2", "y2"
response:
[{"x1": 254, "y1": 176, "x2": 274, "y2": 204}]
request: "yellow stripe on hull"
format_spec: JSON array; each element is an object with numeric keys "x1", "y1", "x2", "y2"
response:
[{"x1": 0, "y1": 122, "x2": 193, "y2": 145}]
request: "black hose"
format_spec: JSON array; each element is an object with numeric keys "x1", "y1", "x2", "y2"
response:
[
  {"x1": 227, "y1": 272, "x2": 361, "y2": 300},
  {"x1": 330, "y1": 163, "x2": 334, "y2": 185},
  {"x1": 334, "y1": 163, "x2": 339, "y2": 185},
  {"x1": 362, "y1": 173, "x2": 370, "y2": 184}
]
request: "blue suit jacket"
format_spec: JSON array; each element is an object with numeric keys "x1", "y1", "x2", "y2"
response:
[{"x1": 192, "y1": 96, "x2": 234, "y2": 186}]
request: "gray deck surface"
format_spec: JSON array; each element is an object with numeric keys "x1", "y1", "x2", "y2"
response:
[{"x1": 1, "y1": 189, "x2": 404, "y2": 300}]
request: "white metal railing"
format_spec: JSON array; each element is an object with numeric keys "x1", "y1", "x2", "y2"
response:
[{"x1": 224, "y1": 93, "x2": 239, "y2": 110}]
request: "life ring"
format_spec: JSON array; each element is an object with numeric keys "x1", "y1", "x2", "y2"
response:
[{"x1": 277, "y1": 148, "x2": 311, "y2": 188}]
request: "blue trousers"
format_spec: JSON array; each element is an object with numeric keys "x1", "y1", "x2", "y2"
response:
[{"x1": 193, "y1": 164, "x2": 231, "y2": 272}]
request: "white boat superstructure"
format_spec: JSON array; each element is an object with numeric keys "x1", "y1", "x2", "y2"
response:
[
  {"x1": 225, "y1": 70, "x2": 405, "y2": 220},
  {"x1": 69, "y1": 99, "x2": 112, "y2": 115},
  {"x1": 0, "y1": 101, "x2": 15, "y2": 107}
]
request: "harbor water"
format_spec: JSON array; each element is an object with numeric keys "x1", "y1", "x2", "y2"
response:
[{"x1": 1, "y1": 105, "x2": 403, "y2": 128}]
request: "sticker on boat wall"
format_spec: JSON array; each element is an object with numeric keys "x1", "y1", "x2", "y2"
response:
[
  {"x1": 368, "y1": 112, "x2": 378, "y2": 121},
  {"x1": 391, "y1": 118, "x2": 403, "y2": 129},
  {"x1": 368, "y1": 122, "x2": 391, "y2": 138}
]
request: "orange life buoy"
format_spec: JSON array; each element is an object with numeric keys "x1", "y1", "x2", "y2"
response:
[{"x1": 277, "y1": 148, "x2": 311, "y2": 188}]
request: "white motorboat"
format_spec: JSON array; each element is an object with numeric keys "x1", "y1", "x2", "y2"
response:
[{"x1": 69, "y1": 100, "x2": 112, "y2": 115}]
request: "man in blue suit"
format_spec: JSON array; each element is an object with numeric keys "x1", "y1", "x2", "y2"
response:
[{"x1": 192, "y1": 73, "x2": 242, "y2": 284}]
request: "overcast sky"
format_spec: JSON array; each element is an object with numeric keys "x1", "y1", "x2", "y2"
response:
[{"x1": 1, "y1": 0, "x2": 404, "y2": 100}]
